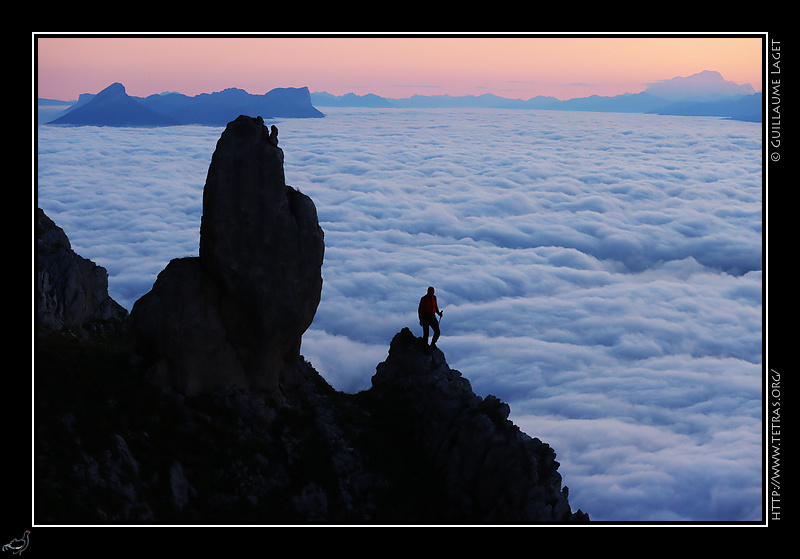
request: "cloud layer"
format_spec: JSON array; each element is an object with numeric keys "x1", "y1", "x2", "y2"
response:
[{"x1": 36, "y1": 107, "x2": 762, "y2": 522}]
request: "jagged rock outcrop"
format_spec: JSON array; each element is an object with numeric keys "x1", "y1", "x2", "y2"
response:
[
  {"x1": 36, "y1": 208, "x2": 128, "y2": 337},
  {"x1": 130, "y1": 115, "x2": 324, "y2": 397},
  {"x1": 370, "y1": 328, "x2": 589, "y2": 522}
]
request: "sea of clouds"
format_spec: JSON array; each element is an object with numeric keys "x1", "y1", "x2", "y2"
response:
[{"x1": 36, "y1": 107, "x2": 763, "y2": 522}]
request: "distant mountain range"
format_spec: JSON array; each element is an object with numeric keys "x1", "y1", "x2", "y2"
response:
[
  {"x1": 43, "y1": 82, "x2": 324, "y2": 126},
  {"x1": 311, "y1": 70, "x2": 762, "y2": 123},
  {"x1": 38, "y1": 71, "x2": 762, "y2": 126}
]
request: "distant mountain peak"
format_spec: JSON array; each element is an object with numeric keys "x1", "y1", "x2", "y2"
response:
[
  {"x1": 48, "y1": 81, "x2": 179, "y2": 127},
  {"x1": 690, "y1": 69, "x2": 724, "y2": 79},
  {"x1": 97, "y1": 82, "x2": 126, "y2": 96},
  {"x1": 645, "y1": 70, "x2": 755, "y2": 101}
]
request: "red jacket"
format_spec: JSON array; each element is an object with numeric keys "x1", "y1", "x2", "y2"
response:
[{"x1": 418, "y1": 294, "x2": 440, "y2": 317}]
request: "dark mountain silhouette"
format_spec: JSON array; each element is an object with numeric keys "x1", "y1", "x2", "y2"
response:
[
  {"x1": 46, "y1": 83, "x2": 324, "y2": 127},
  {"x1": 139, "y1": 86, "x2": 324, "y2": 125},
  {"x1": 48, "y1": 82, "x2": 180, "y2": 126}
]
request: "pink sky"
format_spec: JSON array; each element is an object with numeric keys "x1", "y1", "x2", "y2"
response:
[{"x1": 35, "y1": 35, "x2": 764, "y2": 102}]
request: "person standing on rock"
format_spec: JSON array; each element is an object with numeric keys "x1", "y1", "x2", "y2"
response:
[{"x1": 418, "y1": 286, "x2": 443, "y2": 348}]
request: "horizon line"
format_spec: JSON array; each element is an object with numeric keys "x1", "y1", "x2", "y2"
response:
[{"x1": 38, "y1": 72, "x2": 763, "y2": 104}]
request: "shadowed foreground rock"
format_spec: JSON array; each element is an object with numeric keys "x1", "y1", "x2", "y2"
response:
[
  {"x1": 130, "y1": 115, "x2": 324, "y2": 397},
  {"x1": 370, "y1": 328, "x2": 588, "y2": 522},
  {"x1": 36, "y1": 326, "x2": 589, "y2": 524},
  {"x1": 36, "y1": 208, "x2": 128, "y2": 338}
]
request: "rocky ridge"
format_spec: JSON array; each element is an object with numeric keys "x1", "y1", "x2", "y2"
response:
[
  {"x1": 34, "y1": 116, "x2": 589, "y2": 524},
  {"x1": 47, "y1": 83, "x2": 324, "y2": 126}
]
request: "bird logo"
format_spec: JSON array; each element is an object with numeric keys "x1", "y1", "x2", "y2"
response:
[{"x1": 2, "y1": 531, "x2": 29, "y2": 555}]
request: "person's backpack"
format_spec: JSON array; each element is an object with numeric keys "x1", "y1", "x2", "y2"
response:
[{"x1": 419, "y1": 294, "x2": 437, "y2": 315}]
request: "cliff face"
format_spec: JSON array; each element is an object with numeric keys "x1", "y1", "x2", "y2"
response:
[
  {"x1": 36, "y1": 208, "x2": 128, "y2": 338},
  {"x1": 34, "y1": 116, "x2": 588, "y2": 524},
  {"x1": 130, "y1": 116, "x2": 324, "y2": 397}
]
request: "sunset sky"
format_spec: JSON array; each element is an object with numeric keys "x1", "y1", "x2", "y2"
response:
[{"x1": 35, "y1": 34, "x2": 764, "y2": 102}]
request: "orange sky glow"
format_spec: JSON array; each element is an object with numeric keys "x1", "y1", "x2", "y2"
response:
[{"x1": 34, "y1": 34, "x2": 765, "y2": 102}]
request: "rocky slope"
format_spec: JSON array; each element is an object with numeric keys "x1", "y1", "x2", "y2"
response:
[
  {"x1": 370, "y1": 328, "x2": 583, "y2": 522},
  {"x1": 36, "y1": 207, "x2": 128, "y2": 338},
  {"x1": 34, "y1": 116, "x2": 589, "y2": 524},
  {"x1": 35, "y1": 326, "x2": 588, "y2": 524}
]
